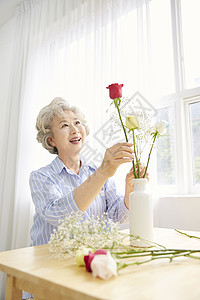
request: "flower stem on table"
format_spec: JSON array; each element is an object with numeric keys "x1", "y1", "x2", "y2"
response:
[
  {"x1": 112, "y1": 248, "x2": 200, "y2": 270},
  {"x1": 175, "y1": 229, "x2": 200, "y2": 240}
]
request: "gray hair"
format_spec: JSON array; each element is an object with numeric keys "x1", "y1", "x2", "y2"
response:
[{"x1": 36, "y1": 97, "x2": 90, "y2": 154}]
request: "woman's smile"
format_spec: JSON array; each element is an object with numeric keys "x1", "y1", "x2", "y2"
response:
[{"x1": 69, "y1": 136, "x2": 82, "y2": 144}]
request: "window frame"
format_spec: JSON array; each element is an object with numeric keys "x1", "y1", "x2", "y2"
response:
[
  {"x1": 154, "y1": 0, "x2": 200, "y2": 195},
  {"x1": 184, "y1": 96, "x2": 200, "y2": 194}
]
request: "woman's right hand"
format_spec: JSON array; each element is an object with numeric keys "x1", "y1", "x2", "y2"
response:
[{"x1": 99, "y1": 142, "x2": 134, "y2": 178}]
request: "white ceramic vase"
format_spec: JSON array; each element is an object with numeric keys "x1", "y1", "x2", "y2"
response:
[{"x1": 129, "y1": 178, "x2": 154, "y2": 247}]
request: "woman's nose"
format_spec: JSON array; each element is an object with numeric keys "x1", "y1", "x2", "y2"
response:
[{"x1": 70, "y1": 124, "x2": 79, "y2": 133}]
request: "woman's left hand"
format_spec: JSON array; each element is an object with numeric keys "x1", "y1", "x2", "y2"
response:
[
  {"x1": 124, "y1": 163, "x2": 149, "y2": 209},
  {"x1": 135, "y1": 163, "x2": 149, "y2": 180}
]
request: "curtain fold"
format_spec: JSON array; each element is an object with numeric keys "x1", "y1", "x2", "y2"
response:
[{"x1": 0, "y1": 0, "x2": 151, "y2": 298}]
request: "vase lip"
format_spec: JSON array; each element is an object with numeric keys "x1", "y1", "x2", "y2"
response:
[{"x1": 132, "y1": 178, "x2": 148, "y2": 183}]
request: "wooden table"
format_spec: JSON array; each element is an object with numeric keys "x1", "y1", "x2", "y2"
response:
[{"x1": 1, "y1": 228, "x2": 200, "y2": 300}]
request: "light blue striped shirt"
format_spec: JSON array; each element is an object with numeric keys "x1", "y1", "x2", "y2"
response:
[{"x1": 29, "y1": 156, "x2": 129, "y2": 246}]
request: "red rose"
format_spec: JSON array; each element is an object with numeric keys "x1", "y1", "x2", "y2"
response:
[
  {"x1": 84, "y1": 249, "x2": 107, "y2": 272},
  {"x1": 106, "y1": 83, "x2": 123, "y2": 99}
]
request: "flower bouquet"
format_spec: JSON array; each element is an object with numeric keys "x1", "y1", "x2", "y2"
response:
[
  {"x1": 106, "y1": 83, "x2": 169, "y2": 246},
  {"x1": 106, "y1": 83, "x2": 168, "y2": 178}
]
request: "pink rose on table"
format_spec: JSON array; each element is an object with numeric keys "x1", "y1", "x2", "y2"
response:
[
  {"x1": 84, "y1": 249, "x2": 107, "y2": 272},
  {"x1": 84, "y1": 249, "x2": 117, "y2": 279},
  {"x1": 106, "y1": 83, "x2": 123, "y2": 99}
]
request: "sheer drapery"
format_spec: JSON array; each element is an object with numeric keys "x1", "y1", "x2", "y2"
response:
[{"x1": 0, "y1": 0, "x2": 151, "y2": 298}]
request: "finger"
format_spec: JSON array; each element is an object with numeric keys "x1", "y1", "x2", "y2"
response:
[
  {"x1": 106, "y1": 148, "x2": 134, "y2": 160},
  {"x1": 135, "y1": 164, "x2": 146, "y2": 176},
  {"x1": 135, "y1": 163, "x2": 145, "y2": 170},
  {"x1": 126, "y1": 173, "x2": 135, "y2": 180},
  {"x1": 111, "y1": 145, "x2": 134, "y2": 155},
  {"x1": 112, "y1": 142, "x2": 133, "y2": 148},
  {"x1": 113, "y1": 150, "x2": 134, "y2": 160},
  {"x1": 140, "y1": 169, "x2": 145, "y2": 176},
  {"x1": 115, "y1": 158, "x2": 133, "y2": 165}
]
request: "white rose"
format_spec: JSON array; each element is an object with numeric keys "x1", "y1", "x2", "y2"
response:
[
  {"x1": 155, "y1": 120, "x2": 168, "y2": 134},
  {"x1": 126, "y1": 115, "x2": 140, "y2": 130},
  {"x1": 90, "y1": 252, "x2": 118, "y2": 280}
]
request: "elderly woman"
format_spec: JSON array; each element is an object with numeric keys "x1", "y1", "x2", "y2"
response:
[
  {"x1": 29, "y1": 97, "x2": 147, "y2": 247},
  {"x1": 24, "y1": 97, "x2": 147, "y2": 299}
]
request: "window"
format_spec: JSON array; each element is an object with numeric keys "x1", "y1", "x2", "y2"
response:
[
  {"x1": 189, "y1": 101, "x2": 200, "y2": 185},
  {"x1": 181, "y1": 0, "x2": 200, "y2": 89},
  {"x1": 156, "y1": 107, "x2": 175, "y2": 186},
  {"x1": 153, "y1": 0, "x2": 200, "y2": 194}
]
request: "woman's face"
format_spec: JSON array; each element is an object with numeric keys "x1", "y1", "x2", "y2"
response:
[{"x1": 49, "y1": 110, "x2": 86, "y2": 157}]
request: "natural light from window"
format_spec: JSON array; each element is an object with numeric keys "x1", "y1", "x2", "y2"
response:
[
  {"x1": 181, "y1": 0, "x2": 200, "y2": 89},
  {"x1": 189, "y1": 101, "x2": 200, "y2": 185}
]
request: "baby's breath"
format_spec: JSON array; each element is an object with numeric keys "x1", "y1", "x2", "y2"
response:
[
  {"x1": 49, "y1": 212, "x2": 126, "y2": 258},
  {"x1": 49, "y1": 216, "x2": 200, "y2": 269}
]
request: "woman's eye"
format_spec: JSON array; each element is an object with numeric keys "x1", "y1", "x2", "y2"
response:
[
  {"x1": 61, "y1": 123, "x2": 68, "y2": 128},
  {"x1": 75, "y1": 120, "x2": 81, "y2": 125}
]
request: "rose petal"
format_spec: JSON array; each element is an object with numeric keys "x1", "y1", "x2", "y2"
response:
[
  {"x1": 84, "y1": 251, "x2": 95, "y2": 272},
  {"x1": 126, "y1": 115, "x2": 140, "y2": 130},
  {"x1": 84, "y1": 249, "x2": 107, "y2": 272},
  {"x1": 94, "y1": 249, "x2": 107, "y2": 255},
  {"x1": 106, "y1": 83, "x2": 123, "y2": 99}
]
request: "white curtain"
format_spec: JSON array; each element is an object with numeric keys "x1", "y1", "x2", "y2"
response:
[{"x1": 0, "y1": 0, "x2": 151, "y2": 298}]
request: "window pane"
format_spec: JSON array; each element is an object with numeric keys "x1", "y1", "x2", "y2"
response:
[
  {"x1": 189, "y1": 101, "x2": 200, "y2": 185},
  {"x1": 156, "y1": 107, "x2": 175, "y2": 185},
  {"x1": 181, "y1": 0, "x2": 200, "y2": 89},
  {"x1": 150, "y1": 0, "x2": 175, "y2": 97}
]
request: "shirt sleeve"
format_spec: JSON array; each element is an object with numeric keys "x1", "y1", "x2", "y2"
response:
[
  {"x1": 29, "y1": 170, "x2": 84, "y2": 226},
  {"x1": 104, "y1": 177, "x2": 129, "y2": 224}
]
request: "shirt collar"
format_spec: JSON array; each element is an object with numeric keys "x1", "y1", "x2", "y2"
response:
[
  {"x1": 51, "y1": 156, "x2": 66, "y2": 175},
  {"x1": 51, "y1": 156, "x2": 96, "y2": 175}
]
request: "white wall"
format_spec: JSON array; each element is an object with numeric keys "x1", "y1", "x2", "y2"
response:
[{"x1": 156, "y1": 196, "x2": 200, "y2": 231}]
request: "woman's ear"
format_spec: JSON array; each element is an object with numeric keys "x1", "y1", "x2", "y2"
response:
[{"x1": 48, "y1": 136, "x2": 56, "y2": 147}]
